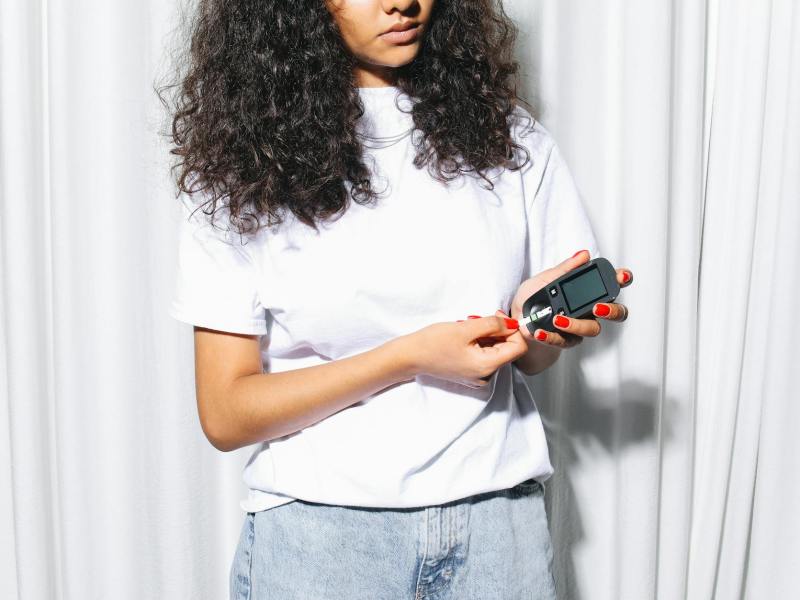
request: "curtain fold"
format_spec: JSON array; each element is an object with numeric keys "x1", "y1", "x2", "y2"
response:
[
  {"x1": 691, "y1": 1, "x2": 800, "y2": 598},
  {"x1": 1, "y1": 0, "x2": 796, "y2": 598},
  {"x1": 510, "y1": 1, "x2": 798, "y2": 599}
]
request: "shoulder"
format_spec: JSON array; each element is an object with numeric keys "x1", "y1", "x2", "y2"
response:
[
  {"x1": 177, "y1": 194, "x2": 260, "y2": 263},
  {"x1": 506, "y1": 104, "x2": 567, "y2": 187},
  {"x1": 508, "y1": 104, "x2": 559, "y2": 162}
]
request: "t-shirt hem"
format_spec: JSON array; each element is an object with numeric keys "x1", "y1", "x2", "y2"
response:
[
  {"x1": 240, "y1": 491, "x2": 298, "y2": 514},
  {"x1": 239, "y1": 465, "x2": 556, "y2": 514}
]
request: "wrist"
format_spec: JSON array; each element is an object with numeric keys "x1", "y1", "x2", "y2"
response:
[{"x1": 382, "y1": 334, "x2": 419, "y2": 383}]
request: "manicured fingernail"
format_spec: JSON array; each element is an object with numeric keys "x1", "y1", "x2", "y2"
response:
[
  {"x1": 468, "y1": 315, "x2": 481, "y2": 319},
  {"x1": 505, "y1": 318, "x2": 519, "y2": 329},
  {"x1": 536, "y1": 330, "x2": 547, "y2": 341},
  {"x1": 594, "y1": 303, "x2": 610, "y2": 317},
  {"x1": 622, "y1": 271, "x2": 631, "y2": 283},
  {"x1": 572, "y1": 249, "x2": 587, "y2": 258},
  {"x1": 554, "y1": 315, "x2": 570, "y2": 328}
]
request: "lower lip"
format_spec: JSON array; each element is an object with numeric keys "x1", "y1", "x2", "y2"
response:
[{"x1": 380, "y1": 25, "x2": 420, "y2": 45}]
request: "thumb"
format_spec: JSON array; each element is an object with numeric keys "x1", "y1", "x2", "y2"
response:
[
  {"x1": 468, "y1": 313, "x2": 520, "y2": 338},
  {"x1": 549, "y1": 248, "x2": 591, "y2": 279}
]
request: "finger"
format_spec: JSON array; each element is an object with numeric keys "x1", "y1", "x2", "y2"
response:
[
  {"x1": 458, "y1": 314, "x2": 518, "y2": 347},
  {"x1": 466, "y1": 315, "x2": 493, "y2": 345},
  {"x1": 548, "y1": 249, "x2": 592, "y2": 280},
  {"x1": 498, "y1": 308, "x2": 538, "y2": 343},
  {"x1": 552, "y1": 314, "x2": 602, "y2": 337},
  {"x1": 616, "y1": 267, "x2": 633, "y2": 287},
  {"x1": 479, "y1": 311, "x2": 530, "y2": 363},
  {"x1": 454, "y1": 314, "x2": 483, "y2": 323},
  {"x1": 479, "y1": 333, "x2": 529, "y2": 365},
  {"x1": 475, "y1": 310, "x2": 512, "y2": 347},
  {"x1": 592, "y1": 302, "x2": 629, "y2": 322},
  {"x1": 469, "y1": 314, "x2": 520, "y2": 338},
  {"x1": 462, "y1": 314, "x2": 508, "y2": 346},
  {"x1": 533, "y1": 328, "x2": 583, "y2": 348}
]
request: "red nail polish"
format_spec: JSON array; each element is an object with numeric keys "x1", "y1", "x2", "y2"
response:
[
  {"x1": 622, "y1": 271, "x2": 631, "y2": 283},
  {"x1": 594, "y1": 303, "x2": 610, "y2": 317},
  {"x1": 536, "y1": 330, "x2": 547, "y2": 341},
  {"x1": 468, "y1": 315, "x2": 481, "y2": 319},
  {"x1": 572, "y1": 249, "x2": 587, "y2": 258},
  {"x1": 505, "y1": 318, "x2": 519, "y2": 329},
  {"x1": 554, "y1": 315, "x2": 570, "y2": 328}
]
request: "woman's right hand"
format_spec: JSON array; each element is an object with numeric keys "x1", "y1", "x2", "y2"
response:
[{"x1": 399, "y1": 314, "x2": 528, "y2": 388}]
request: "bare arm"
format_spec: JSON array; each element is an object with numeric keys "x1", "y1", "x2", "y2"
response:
[{"x1": 194, "y1": 327, "x2": 415, "y2": 452}]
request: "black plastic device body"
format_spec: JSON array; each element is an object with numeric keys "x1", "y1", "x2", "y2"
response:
[{"x1": 521, "y1": 257, "x2": 621, "y2": 335}]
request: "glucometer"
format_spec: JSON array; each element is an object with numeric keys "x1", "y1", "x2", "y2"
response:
[{"x1": 521, "y1": 257, "x2": 621, "y2": 335}]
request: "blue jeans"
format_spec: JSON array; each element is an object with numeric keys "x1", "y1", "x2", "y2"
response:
[{"x1": 230, "y1": 478, "x2": 556, "y2": 599}]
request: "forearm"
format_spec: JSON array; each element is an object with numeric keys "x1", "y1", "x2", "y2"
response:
[
  {"x1": 211, "y1": 336, "x2": 415, "y2": 451},
  {"x1": 512, "y1": 340, "x2": 562, "y2": 376}
]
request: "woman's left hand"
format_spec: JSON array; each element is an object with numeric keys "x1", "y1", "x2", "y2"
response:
[{"x1": 509, "y1": 249, "x2": 633, "y2": 348}]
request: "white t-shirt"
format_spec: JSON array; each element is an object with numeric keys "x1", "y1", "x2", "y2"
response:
[{"x1": 168, "y1": 85, "x2": 599, "y2": 513}]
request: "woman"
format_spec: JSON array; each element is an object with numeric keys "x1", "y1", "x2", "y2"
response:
[{"x1": 162, "y1": 0, "x2": 633, "y2": 598}]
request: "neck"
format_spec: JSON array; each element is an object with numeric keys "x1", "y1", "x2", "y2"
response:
[{"x1": 354, "y1": 61, "x2": 397, "y2": 88}]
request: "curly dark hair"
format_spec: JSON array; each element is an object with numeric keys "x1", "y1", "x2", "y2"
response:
[{"x1": 156, "y1": 0, "x2": 534, "y2": 236}]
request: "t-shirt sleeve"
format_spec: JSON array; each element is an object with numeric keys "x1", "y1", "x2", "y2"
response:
[
  {"x1": 522, "y1": 121, "x2": 601, "y2": 280},
  {"x1": 168, "y1": 198, "x2": 268, "y2": 335}
]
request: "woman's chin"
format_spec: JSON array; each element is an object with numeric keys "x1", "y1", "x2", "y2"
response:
[{"x1": 366, "y1": 47, "x2": 421, "y2": 70}]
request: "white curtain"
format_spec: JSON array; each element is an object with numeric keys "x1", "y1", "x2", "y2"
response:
[
  {"x1": 505, "y1": 0, "x2": 800, "y2": 598},
  {"x1": 1, "y1": 0, "x2": 797, "y2": 598}
]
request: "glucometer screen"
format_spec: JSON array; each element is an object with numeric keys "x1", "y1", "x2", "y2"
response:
[{"x1": 562, "y1": 266, "x2": 608, "y2": 312}]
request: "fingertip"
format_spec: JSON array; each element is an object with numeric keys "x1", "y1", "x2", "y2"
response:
[
  {"x1": 593, "y1": 303, "x2": 610, "y2": 317},
  {"x1": 535, "y1": 329, "x2": 548, "y2": 342},
  {"x1": 553, "y1": 315, "x2": 570, "y2": 329}
]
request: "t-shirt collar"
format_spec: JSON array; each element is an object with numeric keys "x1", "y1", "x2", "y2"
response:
[{"x1": 355, "y1": 85, "x2": 415, "y2": 140}]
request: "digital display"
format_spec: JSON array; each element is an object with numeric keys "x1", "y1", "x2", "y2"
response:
[{"x1": 561, "y1": 267, "x2": 607, "y2": 312}]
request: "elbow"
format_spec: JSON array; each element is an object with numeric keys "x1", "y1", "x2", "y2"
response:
[
  {"x1": 197, "y1": 385, "x2": 245, "y2": 452},
  {"x1": 201, "y1": 413, "x2": 273, "y2": 452},
  {"x1": 200, "y1": 415, "x2": 240, "y2": 453},
  {"x1": 210, "y1": 435, "x2": 237, "y2": 453}
]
